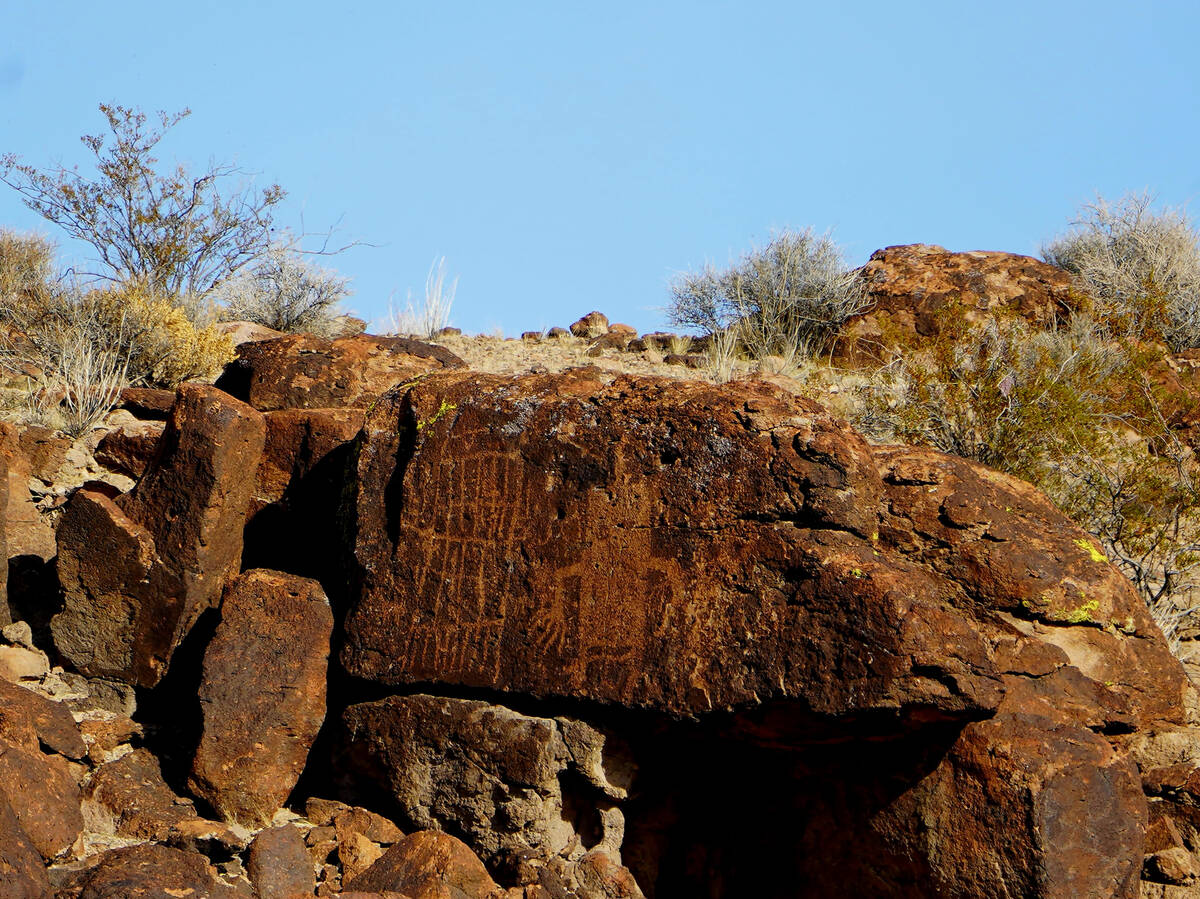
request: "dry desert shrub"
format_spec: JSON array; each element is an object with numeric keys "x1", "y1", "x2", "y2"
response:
[
  {"x1": 379, "y1": 257, "x2": 456, "y2": 339},
  {"x1": 1043, "y1": 192, "x2": 1200, "y2": 350},
  {"x1": 211, "y1": 242, "x2": 353, "y2": 337},
  {"x1": 669, "y1": 229, "x2": 871, "y2": 367}
]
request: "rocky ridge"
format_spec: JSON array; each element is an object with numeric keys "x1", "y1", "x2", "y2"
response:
[{"x1": 2, "y1": 256, "x2": 1200, "y2": 896}]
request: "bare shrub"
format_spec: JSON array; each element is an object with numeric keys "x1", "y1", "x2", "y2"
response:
[
  {"x1": 212, "y1": 243, "x2": 352, "y2": 337},
  {"x1": 1043, "y1": 192, "x2": 1200, "y2": 349},
  {"x1": 379, "y1": 257, "x2": 457, "y2": 338},
  {"x1": 669, "y1": 229, "x2": 871, "y2": 361},
  {"x1": 1, "y1": 104, "x2": 285, "y2": 298}
]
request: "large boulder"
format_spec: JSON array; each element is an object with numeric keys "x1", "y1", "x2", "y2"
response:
[
  {"x1": 0, "y1": 738, "x2": 82, "y2": 861},
  {"x1": 54, "y1": 842, "x2": 239, "y2": 898},
  {"x1": 214, "y1": 332, "x2": 465, "y2": 411},
  {"x1": 340, "y1": 368, "x2": 1189, "y2": 897},
  {"x1": 837, "y1": 244, "x2": 1076, "y2": 363},
  {"x1": 52, "y1": 384, "x2": 265, "y2": 686},
  {"x1": 188, "y1": 569, "x2": 333, "y2": 826}
]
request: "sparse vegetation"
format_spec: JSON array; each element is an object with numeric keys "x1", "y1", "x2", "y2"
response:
[
  {"x1": 211, "y1": 241, "x2": 353, "y2": 337},
  {"x1": 1043, "y1": 192, "x2": 1200, "y2": 350},
  {"x1": 1, "y1": 104, "x2": 285, "y2": 300},
  {"x1": 669, "y1": 229, "x2": 871, "y2": 365},
  {"x1": 379, "y1": 257, "x2": 457, "y2": 338}
]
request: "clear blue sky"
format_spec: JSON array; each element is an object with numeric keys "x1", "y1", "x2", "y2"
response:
[{"x1": 2, "y1": 1, "x2": 1198, "y2": 336}]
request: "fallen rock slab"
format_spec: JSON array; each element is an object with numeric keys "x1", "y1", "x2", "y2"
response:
[
  {"x1": 247, "y1": 823, "x2": 315, "y2": 899},
  {"x1": 0, "y1": 738, "x2": 83, "y2": 861},
  {"x1": 189, "y1": 569, "x2": 333, "y2": 825},
  {"x1": 54, "y1": 842, "x2": 239, "y2": 898}
]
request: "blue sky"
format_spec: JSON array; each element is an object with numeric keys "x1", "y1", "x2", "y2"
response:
[{"x1": 2, "y1": 2, "x2": 1198, "y2": 335}]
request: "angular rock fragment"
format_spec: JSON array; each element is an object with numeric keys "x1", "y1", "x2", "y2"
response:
[
  {"x1": 52, "y1": 384, "x2": 265, "y2": 686},
  {"x1": 0, "y1": 738, "x2": 83, "y2": 861},
  {"x1": 189, "y1": 569, "x2": 332, "y2": 825},
  {"x1": 54, "y1": 842, "x2": 238, "y2": 898},
  {"x1": 247, "y1": 824, "x2": 315, "y2": 899},
  {"x1": 93, "y1": 419, "x2": 164, "y2": 479},
  {"x1": 83, "y1": 748, "x2": 203, "y2": 843},
  {"x1": 0, "y1": 677, "x2": 86, "y2": 759},
  {"x1": 215, "y1": 332, "x2": 464, "y2": 411}
]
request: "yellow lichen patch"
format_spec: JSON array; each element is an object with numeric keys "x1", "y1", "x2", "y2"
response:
[
  {"x1": 417, "y1": 399, "x2": 457, "y2": 431},
  {"x1": 1064, "y1": 598, "x2": 1100, "y2": 624},
  {"x1": 1074, "y1": 537, "x2": 1107, "y2": 564}
]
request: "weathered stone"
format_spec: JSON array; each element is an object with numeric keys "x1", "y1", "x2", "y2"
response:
[
  {"x1": 342, "y1": 695, "x2": 628, "y2": 867},
  {"x1": 77, "y1": 711, "x2": 142, "y2": 765},
  {"x1": 341, "y1": 830, "x2": 385, "y2": 882},
  {"x1": 345, "y1": 830, "x2": 503, "y2": 898},
  {"x1": 546, "y1": 327, "x2": 569, "y2": 339},
  {"x1": 0, "y1": 738, "x2": 82, "y2": 861},
  {"x1": 2, "y1": 425, "x2": 55, "y2": 564},
  {"x1": 333, "y1": 806, "x2": 405, "y2": 845},
  {"x1": 569, "y1": 312, "x2": 609, "y2": 339},
  {"x1": 15, "y1": 424, "x2": 73, "y2": 484},
  {"x1": 189, "y1": 569, "x2": 332, "y2": 826},
  {"x1": 55, "y1": 842, "x2": 237, "y2": 898},
  {"x1": 247, "y1": 824, "x2": 315, "y2": 899},
  {"x1": 215, "y1": 332, "x2": 464, "y2": 412},
  {"x1": 0, "y1": 426, "x2": 9, "y2": 626},
  {"x1": 53, "y1": 384, "x2": 265, "y2": 686},
  {"x1": 93, "y1": 419, "x2": 164, "y2": 479},
  {"x1": 0, "y1": 677, "x2": 86, "y2": 759},
  {"x1": 82, "y1": 748, "x2": 201, "y2": 842},
  {"x1": 1145, "y1": 847, "x2": 1200, "y2": 886},
  {"x1": 0, "y1": 791, "x2": 51, "y2": 899},
  {"x1": 305, "y1": 796, "x2": 350, "y2": 826},
  {"x1": 215, "y1": 319, "x2": 287, "y2": 346},
  {"x1": 341, "y1": 369, "x2": 1187, "y2": 897},
  {"x1": 837, "y1": 243, "x2": 1076, "y2": 364},
  {"x1": 0, "y1": 643, "x2": 48, "y2": 682},
  {"x1": 118, "y1": 386, "x2": 178, "y2": 419}
]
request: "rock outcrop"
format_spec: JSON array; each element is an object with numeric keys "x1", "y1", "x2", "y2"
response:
[
  {"x1": 215, "y1": 333, "x2": 465, "y2": 411},
  {"x1": 340, "y1": 367, "x2": 1187, "y2": 897},
  {"x1": 837, "y1": 243, "x2": 1076, "y2": 363},
  {"x1": 52, "y1": 384, "x2": 265, "y2": 686}
]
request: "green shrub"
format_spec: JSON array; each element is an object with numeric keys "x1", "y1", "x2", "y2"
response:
[
  {"x1": 1043, "y1": 193, "x2": 1200, "y2": 350},
  {"x1": 668, "y1": 229, "x2": 870, "y2": 363}
]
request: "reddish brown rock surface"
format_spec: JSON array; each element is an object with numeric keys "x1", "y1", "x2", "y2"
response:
[
  {"x1": 52, "y1": 384, "x2": 265, "y2": 686},
  {"x1": 0, "y1": 792, "x2": 50, "y2": 899},
  {"x1": 340, "y1": 368, "x2": 1186, "y2": 897},
  {"x1": 93, "y1": 420, "x2": 164, "y2": 480},
  {"x1": 0, "y1": 738, "x2": 82, "y2": 861},
  {"x1": 0, "y1": 677, "x2": 86, "y2": 760},
  {"x1": 345, "y1": 830, "x2": 504, "y2": 897},
  {"x1": 214, "y1": 332, "x2": 464, "y2": 411},
  {"x1": 189, "y1": 569, "x2": 333, "y2": 825},
  {"x1": 837, "y1": 244, "x2": 1076, "y2": 363},
  {"x1": 54, "y1": 842, "x2": 239, "y2": 898},
  {"x1": 247, "y1": 824, "x2": 315, "y2": 899}
]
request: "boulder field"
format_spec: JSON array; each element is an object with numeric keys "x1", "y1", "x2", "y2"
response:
[{"x1": 4, "y1": 274, "x2": 1200, "y2": 895}]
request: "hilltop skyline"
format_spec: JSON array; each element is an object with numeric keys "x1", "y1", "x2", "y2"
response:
[{"x1": 2, "y1": 1, "x2": 1198, "y2": 335}]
